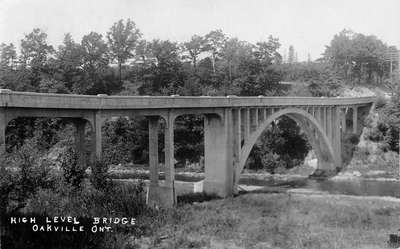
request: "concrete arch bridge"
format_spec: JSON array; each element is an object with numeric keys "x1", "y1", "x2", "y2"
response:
[{"x1": 0, "y1": 90, "x2": 375, "y2": 207}]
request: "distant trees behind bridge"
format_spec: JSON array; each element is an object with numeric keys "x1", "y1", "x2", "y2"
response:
[{"x1": 0, "y1": 19, "x2": 284, "y2": 97}]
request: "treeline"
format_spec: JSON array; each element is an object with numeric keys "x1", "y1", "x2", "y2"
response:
[
  {"x1": 0, "y1": 19, "x2": 284, "y2": 97},
  {"x1": 279, "y1": 30, "x2": 397, "y2": 96}
]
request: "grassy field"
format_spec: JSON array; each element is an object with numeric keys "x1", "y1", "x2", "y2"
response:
[{"x1": 129, "y1": 193, "x2": 400, "y2": 249}]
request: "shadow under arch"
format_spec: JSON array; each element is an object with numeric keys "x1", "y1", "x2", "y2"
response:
[{"x1": 236, "y1": 107, "x2": 336, "y2": 186}]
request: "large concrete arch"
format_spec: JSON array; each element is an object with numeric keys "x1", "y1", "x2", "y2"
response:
[{"x1": 235, "y1": 107, "x2": 336, "y2": 185}]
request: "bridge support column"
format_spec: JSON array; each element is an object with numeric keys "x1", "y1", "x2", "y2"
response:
[
  {"x1": 352, "y1": 106, "x2": 358, "y2": 134},
  {"x1": 204, "y1": 110, "x2": 234, "y2": 197},
  {"x1": 344, "y1": 108, "x2": 354, "y2": 134},
  {"x1": 341, "y1": 108, "x2": 346, "y2": 133},
  {"x1": 327, "y1": 107, "x2": 333, "y2": 141},
  {"x1": 0, "y1": 108, "x2": 6, "y2": 155},
  {"x1": 156, "y1": 112, "x2": 176, "y2": 207},
  {"x1": 252, "y1": 108, "x2": 259, "y2": 131},
  {"x1": 332, "y1": 107, "x2": 342, "y2": 168},
  {"x1": 73, "y1": 119, "x2": 87, "y2": 169},
  {"x1": 90, "y1": 111, "x2": 105, "y2": 162},
  {"x1": 259, "y1": 108, "x2": 266, "y2": 123},
  {"x1": 321, "y1": 107, "x2": 327, "y2": 133},
  {"x1": 232, "y1": 109, "x2": 241, "y2": 194},
  {"x1": 315, "y1": 106, "x2": 321, "y2": 125},
  {"x1": 148, "y1": 117, "x2": 159, "y2": 187},
  {"x1": 241, "y1": 108, "x2": 250, "y2": 142},
  {"x1": 147, "y1": 116, "x2": 166, "y2": 207}
]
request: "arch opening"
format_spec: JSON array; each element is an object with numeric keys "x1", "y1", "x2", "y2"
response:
[
  {"x1": 2, "y1": 116, "x2": 94, "y2": 172},
  {"x1": 242, "y1": 116, "x2": 311, "y2": 174},
  {"x1": 236, "y1": 108, "x2": 336, "y2": 186}
]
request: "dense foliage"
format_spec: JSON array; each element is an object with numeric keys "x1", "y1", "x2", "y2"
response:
[{"x1": 374, "y1": 89, "x2": 400, "y2": 153}]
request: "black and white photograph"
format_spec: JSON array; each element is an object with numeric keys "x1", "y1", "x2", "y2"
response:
[{"x1": 0, "y1": 0, "x2": 399, "y2": 248}]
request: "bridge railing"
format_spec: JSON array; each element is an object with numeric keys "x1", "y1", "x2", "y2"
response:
[{"x1": 0, "y1": 89, "x2": 376, "y2": 110}]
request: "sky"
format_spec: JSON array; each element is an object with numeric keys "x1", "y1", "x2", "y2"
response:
[{"x1": 0, "y1": 0, "x2": 399, "y2": 61}]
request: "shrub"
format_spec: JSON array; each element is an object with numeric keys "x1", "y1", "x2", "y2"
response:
[
  {"x1": 102, "y1": 117, "x2": 149, "y2": 166},
  {"x1": 262, "y1": 152, "x2": 286, "y2": 173},
  {"x1": 89, "y1": 160, "x2": 113, "y2": 191},
  {"x1": 374, "y1": 94, "x2": 388, "y2": 109},
  {"x1": 60, "y1": 147, "x2": 85, "y2": 190},
  {"x1": 0, "y1": 160, "x2": 15, "y2": 213},
  {"x1": 342, "y1": 133, "x2": 360, "y2": 164},
  {"x1": 4, "y1": 140, "x2": 55, "y2": 210},
  {"x1": 177, "y1": 192, "x2": 219, "y2": 205},
  {"x1": 366, "y1": 123, "x2": 386, "y2": 142}
]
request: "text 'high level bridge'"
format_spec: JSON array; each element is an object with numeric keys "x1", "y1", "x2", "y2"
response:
[{"x1": 0, "y1": 89, "x2": 375, "y2": 206}]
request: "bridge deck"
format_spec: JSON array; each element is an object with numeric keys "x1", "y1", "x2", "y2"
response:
[{"x1": 0, "y1": 90, "x2": 375, "y2": 110}]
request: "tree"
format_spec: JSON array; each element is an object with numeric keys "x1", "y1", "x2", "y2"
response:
[
  {"x1": 53, "y1": 33, "x2": 84, "y2": 91},
  {"x1": 0, "y1": 43, "x2": 20, "y2": 90},
  {"x1": 248, "y1": 117, "x2": 310, "y2": 172},
  {"x1": 79, "y1": 32, "x2": 109, "y2": 94},
  {"x1": 204, "y1": 29, "x2": 227, "y2": 73},
  {"x1": 138, "y1": 39, "x2": 183, "y2": 95},
  {"x1": 19, "y1": 29, "x2": 54, "y2": 89},
  {"x1": 384, "y1": 90, "x2": 400, "y2": 155},
  {"x1": 135, "y1": 39, "x2": 151, "y2": 66},
  {"x1": 183, "y1": 35, "x2": 206, "y2": 71},
  {"x1": 324, "y1": 29, "x2": 389, "y2": 85},
  {"x1": 20, "y1": 28, "x2": 54, "y2": 69},
  {"x1": 255, "y1": 36, "x2": 282, "y2": 65},
  {"x1": 81, "y1": 32, "x2": 109, "y2": 70},
  {"x1": 221, "y1": 38, "x2": 243, "y2": 84},
  {"x1": 107, "y1": 19, "x2": 142, "y2": 84},
  {"x1": 0, "y1": 43, "x2": 17, "y2": 69}
]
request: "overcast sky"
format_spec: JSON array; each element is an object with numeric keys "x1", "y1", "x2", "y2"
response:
[{"x1": 0, "y1": 0, "x2": 399, "y2": 61}]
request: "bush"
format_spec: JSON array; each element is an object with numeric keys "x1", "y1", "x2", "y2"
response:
[
  {"x1": 60, "y1": 147, "x2": 85, "y2": 190},
  {"x1": 89, "y1": 160, "x2": 113, "y2": 191},
  {"x1": 365, "y1": 126, "x2": 385, "y2": 142},
  {"x1": 102, "y1": 117, "x2": 149, "y2": 165},
  {"x1": 342, "y1": 133, "x2": 360, "y2": 164},
  {"x1": 308, "y1": 81, "x2": 342, "y2": 97},
  {"x1": 25, "y1": 181, "x2": 148, "y2": 218},
  {"x1": 2, "y1": 140, "x2": 56, "y2": 211},
  {"x1": 374, "y1": 94, "x2": 388, "y2": 109},
  {"x1": 0, "y1": 161, "x2": 15, "y2": 213},
  {"x1": 261, "y1": 152, "x2": 287, "y2": 173},
  {"x1": 247, "y1": 117, "x2": 310, "y2": 172}
]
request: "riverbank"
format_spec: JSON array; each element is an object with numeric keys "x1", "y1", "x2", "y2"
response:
[
  {"x1": 331, "y1": 169, "x2": 400, "y2": 182},
  {"x1": 109, "y1": 165, "x2": 400, "y2": 185},
  {"x1": 127, "y1": 192, "x2": 400, "y2": 249}
]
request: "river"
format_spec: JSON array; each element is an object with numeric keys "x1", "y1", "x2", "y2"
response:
[
  {"x1": 240, "y1": 177, "x2": 400, "y2": 198},
  {"x1": 114, "y1": 172, "x2": 400, "y2": 198}
]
